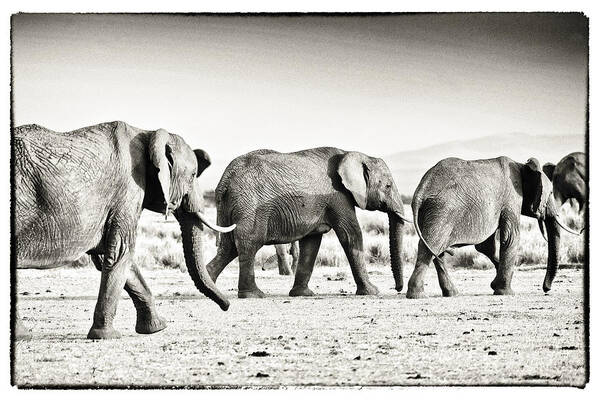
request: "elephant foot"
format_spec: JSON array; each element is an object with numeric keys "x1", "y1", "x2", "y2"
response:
[
  {"x1": 493, "y1": 288, "x2": 515, "y2": 296},
  {"x1": 289, "y1": 286, "x2": 315, "y2": 297},
  {"x1": 15, "y1": 320, "x2": 32, "y2": 340},
  {"x1": 238, "y1": 288, "x2": 266, "y2": 299},
  {"x1": 135, "y1": 315, "x2": 167, "y2": 335},
  {"x1": 442, "y1": 287, "x2": 459, "y2": 297},
  {"x1": 406, "y1": 288, "x2": 427, "y2": 299},
  {"x1": 356, "y1": 283, "x2": 380, "y2": 296},
  {"x1": 87, "y1": 326, "x2": 122, "y2": 340}
]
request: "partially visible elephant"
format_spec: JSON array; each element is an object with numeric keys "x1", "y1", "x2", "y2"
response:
[
  {"x1": 14, "y1": 121, "x2": 234, "y2": 339},
  {"x1": 274, "y1": 242, "x2": 299, "y2": 275},
  {"x1": 543, "y1": 152, "x2": 586, "y2": 212},
  {"x1": 407, "y1": 156, "x2": 579, "y2": 299},
  {"x1": 206, "y1": 147, "x2": 410, "y2": 298}
]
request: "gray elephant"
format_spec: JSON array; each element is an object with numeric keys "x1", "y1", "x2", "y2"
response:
[
  {"x1": 14, "y1": 121, "x2": 234, "y2": 339},
  {"x1": 407, "y1": 156, "x2": 579, "y2": 299},
  {"x1": 273, "y1": 242, "x2": 299, "y2": 275},
  {"x1": 206, "y1": 147, "x2": 410, "y2": 298},
  {"x1": 543, "y1": 152, "x2": 586, "y2": 212}
]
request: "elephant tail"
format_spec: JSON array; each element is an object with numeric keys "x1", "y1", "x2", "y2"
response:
[{"x1": 411, "y1": 193, "x2": 444, "y2": 264}]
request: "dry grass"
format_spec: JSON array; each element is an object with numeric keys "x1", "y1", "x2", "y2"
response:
[{"x1": 75, "y1": 202, "x2": 584, "y2": 272}]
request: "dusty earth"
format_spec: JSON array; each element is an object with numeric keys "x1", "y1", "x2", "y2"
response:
[{"x1": 13, "y1": 264, "x2": 587, "y2": 387}]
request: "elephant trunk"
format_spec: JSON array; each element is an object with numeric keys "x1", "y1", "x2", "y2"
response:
[
  {"x1": 176, "y1": 212, "x2": 230, "y2": 311},
  {"x1": 543, "y1": 217, "x2": 561, "y2": 293},
  {"x1": 388, "y1": 212, "x2": 404, "y2": 292}
]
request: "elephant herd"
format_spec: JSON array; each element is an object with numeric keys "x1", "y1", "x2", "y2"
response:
[{"x1": 13, "y1": 121, "x2": 585, "y2": 340}]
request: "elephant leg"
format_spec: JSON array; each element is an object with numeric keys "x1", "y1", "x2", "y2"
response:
[
  {"x1": 206, "y1": 244, "x2": 238, "y2": 283},
  {"x1": 92, "y1": 254, "x2": 165, "y2": 334},
  {"x1": 433, "y1": 253, "x2": 458, "y2": 297},
  {"x1": 334, "y1": 220, "x2": 379, "y2": 295},
  {"x1": 290, "y1": 241, "x2": 299, "y2": 273},
  {"x1": 236, "y1": 244, "x2": 265, "y2": 298},
  {"x1": 491, "y1": 215, "x2": 519, "y2": 295},
  {"x1": 124, "y1": 264, "x2": 167, "y2": 335},
  {"x1": 275, "y1": 244, "x2": 293, "y2": 276},
  {"x1": 87, "y1": 232, "x2": 131, "y2": 339},
  {"x1": 474, "y1": 233, "x2": 500, "y2": 269},
  {"x1": 406, "y1": 240, "x2": 434, "y2": 299},
  {"x1": 289, "y1": 235, "x2": 323, "y2": 297}
]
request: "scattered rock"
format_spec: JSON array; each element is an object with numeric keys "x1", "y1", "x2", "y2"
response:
[
  {"x1": 249, "y1": 351, "x2": 270, "y2": 357},
  {"x1": 353, "y1": 355, "x2": 361, "y2": 360},
  {"x1": 255, "y1": 372, "x2": 269, "y2": 378}
]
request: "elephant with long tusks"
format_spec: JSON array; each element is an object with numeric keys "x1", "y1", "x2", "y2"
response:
[{"x1": 13, "y1": 121, "x2": 235, "y2": 339}]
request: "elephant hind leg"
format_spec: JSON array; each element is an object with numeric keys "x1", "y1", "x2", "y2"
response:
[
  {"x1": 474, "y1": 232, "x2": 500, "y2": 269},
  {"x1": 235, "y1": 240, "x2": 265, "y2": 298},
  {"x1": 406, "y1": 240, "x2": 434, "y2": 299},
  {"x1": 206, "y1": 241, "x2": 238, "y2": 283},
  {"x1": 125, "y1": 264, "x2": 167, "y2": 335},
  {"x1": 433, "y1": 254, "x2": 458, "y2": 297},
  {"x1": 491, "y1": 214, "x2": 519, "y2": 295},
  {"x1": 275, "y1": 244, "x2": 293, "y2": 276},
  {"x1": 290, "y1": 241, "x2": 299, "y2": 273},
  {"x1": 290, "y1": 234, "x2": 323, "y2": 297}
]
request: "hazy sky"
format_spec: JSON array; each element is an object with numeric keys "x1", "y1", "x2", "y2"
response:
[{"x1": 12, "y1": 13, "x2": 588, "y2": 160}]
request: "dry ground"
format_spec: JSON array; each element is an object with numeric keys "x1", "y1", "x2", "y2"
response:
[{"x1": 14, "y1": 263, "x2": 586, "y2": 387}]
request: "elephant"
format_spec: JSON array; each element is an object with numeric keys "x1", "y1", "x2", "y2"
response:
[
  {"x1": 206, "y1": 147, "x2": 411, "y2": 298},
  {"x1": 13, "y1": 121, "x2": 234, "y2": 339},
  {"x1": 542, "y1": 152, "x2": 586, "y2": 213},
  {"x1": 406, "y1": 156, "x2": 580, "y2": 299},
  {"x1": 273, "y1": 242, "x2": 299, "y2": 275}
]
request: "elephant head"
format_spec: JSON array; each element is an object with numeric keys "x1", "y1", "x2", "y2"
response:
[
  {"x1": 337, "y1": 152, "x2": 408, "y2": 291},
  {"x1": 147, "y1": 129, "x2": 234, "y2": 310},
  {"x1": 521, "y1": 158, "x2": 579, "y2": 293}
]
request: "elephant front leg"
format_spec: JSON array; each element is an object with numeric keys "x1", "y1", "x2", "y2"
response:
[
  {"x1": 334, "y1": 222, "x2": 379, "y2": 296},
  {"x1": 87, "y1": 233, "x2": 131, "y2": 339},
  {"x1": 125, "y1": 264, "x2": 167, "y2": 335},
  {"x1": 491, "y1": 216, "x2": 519, "y2": 295},
  {"x1": 289, "y1": 235, "x2": 323, "y2": 297}
]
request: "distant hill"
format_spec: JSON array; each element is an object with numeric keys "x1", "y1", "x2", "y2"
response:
[{"x1": 387, "y1": 133, "x2": 585, "y2": 196}]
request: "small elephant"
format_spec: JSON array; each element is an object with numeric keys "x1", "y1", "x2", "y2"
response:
[
  {"x1": 274, "y1": 242, "x2": 299, "y2": 275},
  {"x1": 407, "y1": 156, "x2": 579, "y2": 299},
  {"x1": 543, "y1": 152, "x2": 586, "y2": 213},
  {"x1": 14, "y1": 121, "x2": 234, "y2": 339},
  {"x1": 207, "y1": 147, "x2": 411, "y2": 298}
]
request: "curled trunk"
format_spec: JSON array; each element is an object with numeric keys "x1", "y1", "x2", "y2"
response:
[
  {"x1": 176, "y1": 212, "x2": 230, "y2": 311},
  {"x1": 388, "y1": 213, "x2": 404, "y2": 292}
]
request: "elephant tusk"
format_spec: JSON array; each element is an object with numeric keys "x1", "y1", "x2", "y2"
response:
[
  {"x1": 538, "y1": 219, "x2": 548, "y2": 242},
  {"x1": 194, "y1": 212, "x2": 236, "y2": 233},
  {"x1": 555, "y1": 217, "x2": 581, "y2": 236},
  {"x1": 394, "y1": 212, "x2": 413, "y2": 224}
]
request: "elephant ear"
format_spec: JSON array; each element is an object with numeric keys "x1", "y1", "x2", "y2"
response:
[
  {"x1": 194, "y1": 149, "x2": 211, "y2": 177},
  {"x1": 148, "y1": 128, "x2": 172, "y2": 214},
  {"x1": 521, "y1": 158, "x2": 552, "y2": 218},
  {"x1": 542, "y1": 163, "x2": 556, "y2": 181},
  {"x1": 337, "y1": 152, "x2": 369, "y2": 209}
]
